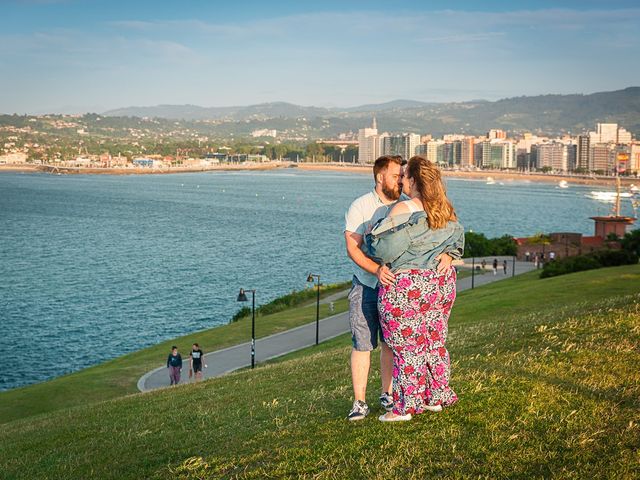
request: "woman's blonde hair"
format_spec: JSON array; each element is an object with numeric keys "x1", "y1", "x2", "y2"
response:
[{"x1": 406, "y1": 155, "x2": 456, "y2": 229}]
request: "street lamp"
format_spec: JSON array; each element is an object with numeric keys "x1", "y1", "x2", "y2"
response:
[
  {"x1": 468, "y1": 230, "x2": 475, "y2": 289},
  {"x1": 237, "y1": 288, "x2": 256, "y2": 369},
  {"x1": 307, "y1": 273, "x2": 321, "y2": 345}
]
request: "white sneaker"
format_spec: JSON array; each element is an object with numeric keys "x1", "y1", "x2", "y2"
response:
[
  {"x1": 378, "y1": 412, "x2": 412, "y2": 422},
  {"x1": 424, "y1": 405, "x2": 443, "y2": 412}
]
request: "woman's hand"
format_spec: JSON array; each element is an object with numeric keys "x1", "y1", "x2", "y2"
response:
[{"x1": 435, "y1": 253, "x2": 453, "y2": 274}]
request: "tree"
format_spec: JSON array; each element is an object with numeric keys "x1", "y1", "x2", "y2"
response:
[
  {"x1": 529, "y1": 233, "x2": 552, "y2": 254},
  {"x1": 621, "y1": 229, "x2": 640, "y2": 257}
]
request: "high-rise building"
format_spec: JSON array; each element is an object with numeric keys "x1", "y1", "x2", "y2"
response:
[
  {"x1": 618, "y1": 127, "x2": 632, "y2": 144},
  {"x1": 577, "y1": 135, "x2": 590, "y2": 171},
  {"x1": 596, "y1": 123, "x2": 619, "y2": 143},
  {"x1": 481, "y1": 140, "x2": 515, "y2": 169},
  {"x1": 629, "y1": 143, "x2": 640, "y2": 175},
  {"x1": 566, "y1": 143, "x2": 577, "y2": 171},
  {"x1": 426, "y1": 139, "x2": 445, "y2": 164},
  {"x1": 536, "y1": 142, "x2": 568, "y2": 171},
  {"x1": 380, "y1": 133, "x2": 421, "y2": 160},
  {"x1": 588, "y1": 123, "x2": 633, "y2": 145},
  {"x1": 460, "y1": 137, "x2": 475, "y2": 168},
  {"x1": 590, "y1": 143, "x2": 615, "y2": 173},
  {"x1": 358, "y1": 118, "x2": 379, "y2": 163}
]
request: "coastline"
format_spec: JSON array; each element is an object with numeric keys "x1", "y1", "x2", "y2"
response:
[
  {"x1": 2, "y1": 162, "x2": 638, "y2": 188},
  {"x1": 0, "y1": 163, "x2": 287, "y2": 175},
  {"x1": 296, "y1": 163, "x2": 639, "y2": 188}
]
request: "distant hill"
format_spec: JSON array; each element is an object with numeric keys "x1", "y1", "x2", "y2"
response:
[{"x1": 93, "y1": 87, "x2": 640, "y2": 137}]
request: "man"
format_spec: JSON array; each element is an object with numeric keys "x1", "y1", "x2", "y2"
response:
[
  {"x1": 344, "y1": 155, "x2": 452, "y2": 421},
  {"x1": 167, "y1": 346, "x2": 182, "y2": 386},
  {"x1": 189, "y1": 343, "x2": 205, "y2": 382}
]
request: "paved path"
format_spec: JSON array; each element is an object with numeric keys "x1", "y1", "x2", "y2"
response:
[{"x1": 138, "y1": 257, "x2": 537, "y2": 391}]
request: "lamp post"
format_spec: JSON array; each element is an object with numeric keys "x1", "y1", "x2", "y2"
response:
[
  {"x1": 512, "y1": 255, "x2": 516, "y2": 277},
  {"x1": 307, "y1": 273, "x2": 321, "y2": 345},
  {"x1": 237, "y1": 288, "x2": 256, "y2": 369},
  {"x1": 468, "y1": 231, "x2": 475, "y2": 289}
]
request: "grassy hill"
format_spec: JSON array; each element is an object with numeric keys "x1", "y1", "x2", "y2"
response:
[
  {"x1": 1, "y1": 266, "x2": 638, "y2": 479},
  {"x1": 0, "y1": 284, "x2": 349, "y2": 425}
]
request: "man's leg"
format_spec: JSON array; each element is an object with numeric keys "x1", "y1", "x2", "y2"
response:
[
  {"x1": 380, "y1": 342, "x2": 393, "y2": 395},
  {"x1": 351, "y1": 349, "x2": 371, "y2": 402}
]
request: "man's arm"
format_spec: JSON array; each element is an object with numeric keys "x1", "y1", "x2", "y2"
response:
[{"x1": 345, "y1": 231, "x2": 395, "y2": 286}]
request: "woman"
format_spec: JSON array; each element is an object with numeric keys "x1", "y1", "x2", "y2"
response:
[{"x1": 366, "y1": 156, "x2": 464, "y2": 422}]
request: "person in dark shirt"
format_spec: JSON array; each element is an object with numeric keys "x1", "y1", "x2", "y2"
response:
[
  {"x1": 167, "y1": 346, "x2": 182, "y2": 386},
  {"x1": 189, "y1": 343, "x2": 205, "y2": 382},
  {"x1": 503, "y1": 259, "x2": 508, "y2": 275}
]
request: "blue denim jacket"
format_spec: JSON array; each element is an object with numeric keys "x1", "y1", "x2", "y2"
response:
[{"x1": 365, "y1": 211, "x2": 465, "y2": 271}]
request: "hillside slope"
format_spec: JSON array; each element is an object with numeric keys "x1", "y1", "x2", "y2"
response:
[{"x1": 1, "y1": 266, "x2": 638, "y2": 479}]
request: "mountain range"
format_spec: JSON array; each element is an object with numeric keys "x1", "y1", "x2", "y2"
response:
[{"x1": 98, "y1": 87, "x2": 640, "y2": 137}]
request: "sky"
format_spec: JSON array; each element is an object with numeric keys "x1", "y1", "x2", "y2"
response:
[{"x1": 1, "y1": 0, "x2": 639, "y2": 113}]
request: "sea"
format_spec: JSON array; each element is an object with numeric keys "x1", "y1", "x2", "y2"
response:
[{"x1": 1, "y1": 169, "x2": 637, "y2": 391}]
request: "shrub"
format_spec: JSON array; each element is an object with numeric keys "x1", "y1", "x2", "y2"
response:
[
  {"x1": 229, "y1": 281, "x2": 351, "y2": 322},
  {"x1": 541, "y1": 249, "x2": 638, "y2": 279},
  {"x1": 621, "y1": 229, "x2": 640, "y2": 257}
]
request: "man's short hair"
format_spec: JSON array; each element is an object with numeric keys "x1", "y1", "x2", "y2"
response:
[
  {"x1": 171, "y1": 346, "x2": 177, "y2": 350},
  {"x1": 373, "y1": 155, "x2": 403, "y2": 181}
]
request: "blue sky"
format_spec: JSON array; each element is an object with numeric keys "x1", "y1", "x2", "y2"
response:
[{"x1": 2, "y1": 0, "x2": 639, "y2": 113}]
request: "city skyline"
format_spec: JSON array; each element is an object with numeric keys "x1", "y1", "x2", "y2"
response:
[{"x1": 2, "y1": 1, "x2": 640, "y2": 113}]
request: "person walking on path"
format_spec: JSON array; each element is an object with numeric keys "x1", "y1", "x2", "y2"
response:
[
  {"x1": 492, "y1": 258, "x2": 498, "y2": 276},
  {"x1": 502, "y1": 259, "x2": 508, "y2": 275},
  {"x1": 167, "y1": 346, "x2": 182, "y2": 386},
  {"x1": 367, "y1": 156, "x2": 463, "y2": 422},
  {"x1": 189, "y1": 343, "x2": 205, "y2": 382},
  {"x1": 481, "y1": 259, "x2": 487, "y2": 270}
]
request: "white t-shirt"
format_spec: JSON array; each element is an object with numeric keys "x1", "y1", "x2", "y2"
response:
[{"x1": 344, "y1": 190, "x2": 394, "y2": 289}]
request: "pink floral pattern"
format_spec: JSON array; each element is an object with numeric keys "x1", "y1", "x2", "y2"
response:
[{"x1": 379, "y1": 268, "x2": 458, "y2": 415}]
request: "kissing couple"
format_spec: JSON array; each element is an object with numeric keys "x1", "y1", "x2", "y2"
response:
[{"x1": 344, "y1": 154, "x2": 464, "y2": 422}]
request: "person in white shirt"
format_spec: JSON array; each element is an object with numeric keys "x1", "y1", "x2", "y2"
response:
[{"x1": 344, "y1": 155, "x2": 452, "y2": 420}]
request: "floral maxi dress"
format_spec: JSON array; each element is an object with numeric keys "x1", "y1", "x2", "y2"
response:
[{"x1": 379, "y1": 268, "x2": 458, "y2": 415}]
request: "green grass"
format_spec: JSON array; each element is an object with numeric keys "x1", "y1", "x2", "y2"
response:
[
  {"x1": 1, "y1": 265, "x2": 638, "y2": 479},
  {"x1": 0, "y1": 285, "x2": 350, "y2": 425}
]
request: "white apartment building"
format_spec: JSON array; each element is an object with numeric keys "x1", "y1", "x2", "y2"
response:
[{"x1": 358, "y1": 118, "x2": 379, "y2": 163}]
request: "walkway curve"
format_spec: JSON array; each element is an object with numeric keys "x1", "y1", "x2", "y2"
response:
[{"x1": 138, "y1": 257, "x2": 536, "y2": 391}]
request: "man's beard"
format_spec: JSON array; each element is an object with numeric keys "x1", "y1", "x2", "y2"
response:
[{"x1": 382, "y1": 183, "x2": 401, "y2": 200}]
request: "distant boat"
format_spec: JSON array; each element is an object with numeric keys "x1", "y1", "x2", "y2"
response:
[
  {"x1": 486, "y1": 176, "x2": 496, "y2": 185},
  {"x1": 588, "y1": 191, "x2": 632, "y2": 201},
  {"x1": 558, "y1": 180, "x2": 569, "y2": 188},
  {"x1": 630, "y1": 184, "x2": 639, "y2": 193}
]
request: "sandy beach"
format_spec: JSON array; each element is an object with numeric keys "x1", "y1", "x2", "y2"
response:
[
  {"x1": 0, "y1": 163, "x2": 286, "y2": 175},
  {"x1": 2, "y1": 162, "x2": 638, "y2": 188}
]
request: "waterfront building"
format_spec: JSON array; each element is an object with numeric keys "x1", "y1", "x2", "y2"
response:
[
  {"x1": 443, "y1": 140, "x2": 462, "y2": 167},
  {"x1": 0, "y1": 152, "x2": 28, "y2": 164},
  {"x1": 588, "y1": 123, "x2": 633, "y2": 145},
  {"x1": 426, "y1": 139, "x2": 445, "y2": 164},
  {"x1": 629, "y1": 143, "x2": 640, "y2": 175},
  {"x1": 460, "y1": 137, "x2": 475, "y2": 168},
  {"x1": 357, "y1": 118, "x2": 379, "y2": 164},
  {"x1": 566, "y1": 143, "x2": 577, "y2": 171},
  {"x1": 590, "y1": 143, "x2": 615, "y2": 173},
  {"x1": 618, "y1": 127, "x2": 633, "y2": 144},
  {"x1": 380, "y1": 133, "x2": 420, "y2": 160},
  {"x1": 577, "y1": 134, "x2": 591, "y2": 171},
  {"x1": 481, "y1": 140, "x2": 515, "y2": 169},
  {"x1": 536, "y1": 142, "x2": 569, "y2": 171}
]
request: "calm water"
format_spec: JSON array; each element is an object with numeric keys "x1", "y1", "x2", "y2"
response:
[{"x1": 0, "y1": 170, "x2": 637, "y2": 391}]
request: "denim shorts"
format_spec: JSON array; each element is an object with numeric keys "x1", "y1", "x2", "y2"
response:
[{"x1": 348, "y1": 275, "x2": 382, "y2": 351}]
